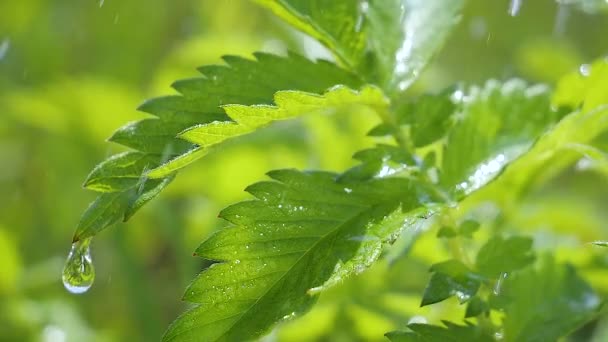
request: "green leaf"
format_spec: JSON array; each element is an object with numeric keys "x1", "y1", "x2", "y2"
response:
[
  {"x1": 475, "y1": 236, "x2": 535, "y2": 278},
  {"x1": 149, "y1": 85, "x2": 388, "y2": 179},
  {"x1": 164, "y1": 169, "x2": 434, "y2": 341},
  {"x1": 458, "y1": 220, "x2": 480, "y2": 238},
  {"x1": 386, "y1": 321, "x2": 494, "y2": 342},
  {"x1": 83, "y1": 152, "x2": 160, "y2": 192},
  {"x1": 398, "y1": 90, "x2": 456, "y2": 147},
  {"x1": 465, "y1": 297, "x2": 489, "y2": 318},
  {"x1": 75, "y1": 52, "x2": 364, "y2": 239},
  {"x1": 123, "y1": 174, "x2": 176, "y2": 221},
  {"x1": 338, "y1": 144, "x2": 418, "y2": 183},
  {"x1": 421, "y1": 260, "x2": 481, "y2": 306},
  {"x1": 553, "y1": 59, "x2": 608, "y2": 112},
  {"x1": 436, "y1": 226, "x2": 457, "y2": 238},
  {"x1": 254, "y1": 0, "x2": 366, "y2": 69},
  {"x1": 501, "y1": 256, "x2": 601, "y2": 342},
  {"x1": 73, "y1": 192, "x2": 130, "y2": 242},
  {"x1": 366, "y1": 0, "x2": 465, "y2": 92},
  {"x1": 441, "y1": 79, "x2": 562, "y2": 197}
]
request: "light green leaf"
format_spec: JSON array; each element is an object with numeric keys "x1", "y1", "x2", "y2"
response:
[
  {"x1": 366, "y1": 0, "x2": 465, "y2": 92},
  {"x1": 164, "y1": 169, "x2": 434, "y2": 341},
  {"x1": 254, "y1": 0, "x2": 366, "y2": 69},
  {"x1": 150, "y1": 85, "x2": 388, "y2": 179},
  {"x1": 553, "y1": 58, "x2": 608, "y2": 112},
  {"x1": 441, "y1": 79, "x2": 562, "y2": 198}
]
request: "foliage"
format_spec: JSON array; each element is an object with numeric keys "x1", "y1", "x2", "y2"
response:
[{"x1": 2, "y1": 0, "x2": 608, "y2": 341}]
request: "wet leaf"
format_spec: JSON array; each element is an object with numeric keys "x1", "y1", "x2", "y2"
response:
[
  {"x1": 150, "y1": 85, "x2": 387, "y2": 178},
  {"x1": 164, "y1": 169, "x2": 434, "y2": 341},
  {"x1": 74, "y1": 52, "x2": 363, "y2": 239},
  {"x1": 421, "y1": 260, "x2": 481, "y2": 306},
  {"x1": 366, "y1": 0, "x2": 465, "y2": 93},
  {"x1": 441, "y1": 79, "x2": 562, "y2": 198}
]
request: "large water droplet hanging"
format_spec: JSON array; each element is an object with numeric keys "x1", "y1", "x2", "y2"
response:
[{"x1": 62, "y1": 238, "x2": 95, "y2": 294}]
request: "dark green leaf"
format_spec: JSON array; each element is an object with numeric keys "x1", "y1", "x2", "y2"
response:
[
  {"x1": 123, "y1": 174, "x2": 176, "y2": 221},
  {"x1": 421, "y1": 260, "x2": 481, "y2": 306},
  {"x1": 164, "y1": 169, "x2": 434, "y2": 341},
  {"x1": 386, "y1": 321, "x2": 493, "y2": 342},
  {"x1": 83, "y1": 152, "x2": 159, "y2": 192},
  {"x1": 73, "y1": 192, "x2": 130, "y2": 242},
  {"x1": 465, "y1": 297, "x2": 489, "y2": 318},
  {"x1": 397, "y1": 90, "x2": 455, "y2": 147},
  {"x1": 75, "y1": 52, "x2": 364, "y2": 239},
  {"x1": 437, "y1": 226, "x2": 457, "y2": 238},
  {"x1": 475, "y1": 236, "x2": 534, "y2": 278}
]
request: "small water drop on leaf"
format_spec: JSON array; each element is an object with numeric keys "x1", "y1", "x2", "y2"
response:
[
  {"x1": 62, "y1": 238, "x2": 95, "y2": 294},
  {"x1": 579, "y1": 64, "x2": 591, "y2": 77}
]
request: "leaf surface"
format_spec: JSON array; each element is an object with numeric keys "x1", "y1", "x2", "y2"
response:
[
  {"x1": 164, "y1": 169, "x2": 434, "y2": 341},
  {"x1": 441, "y1": 79, "x2": 562, "y2": 197},
  {"x1": 366, "y1": 0, "x2": 465, "y2": 92},
  {"x1": 74, "y1": 52, "x2": 363, "y2": 240}
]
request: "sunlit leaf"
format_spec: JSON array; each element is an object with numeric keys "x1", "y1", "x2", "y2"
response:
[
  {"x1": 441, "y1": 79, "x2": 562, "y2": 197},
  {"x1": 164, "y1": 169, "x2": 434, "y2": 341},
  {"x1": 254, "y1": 0, "x2": 366, "y2": 69},
  {"x1": 366, "y1": 0, "x2": 465, "y2": 92}
]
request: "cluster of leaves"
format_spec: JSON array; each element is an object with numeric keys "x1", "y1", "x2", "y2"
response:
[{"x1": 71, "y1": 0, "x2": 608, "y2": 341}]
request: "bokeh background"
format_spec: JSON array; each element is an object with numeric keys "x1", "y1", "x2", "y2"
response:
[{"x1": 1, "y1": 0, "x2": 607, "y2": 341}]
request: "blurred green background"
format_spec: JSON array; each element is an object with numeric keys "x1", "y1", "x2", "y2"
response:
[{"x1": 1, "y1": 0, "x2": 607, "y2": 341}]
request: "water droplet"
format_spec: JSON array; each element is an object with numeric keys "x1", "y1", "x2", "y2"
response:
[
  {"x1": 99, "y1": 0, "x2": 104, "y2": 7},
  {"x1": 455, "y1": 291, "x2": 471, "y2": 303},
  {"x1": 508, "y1": 0, "x2": 523, "y2": 16},
  {"x1": 235, "y1": 259, "x2": 240, "y2": 264},
  {"x1": 407, "y1": 315, "x2": 427, "y2": 324},
  {"x1": 579, "y1": 64, "x2": 591, "y2": 77},
  {"x1": 62, "y1": 238, "x2": 95, "y2": 294}
]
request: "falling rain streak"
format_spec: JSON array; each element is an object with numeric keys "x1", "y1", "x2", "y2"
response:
[
  {"x1": 62, "y1": 238, "x2": 95, "y2": 294},
  {"x1": 509, "y1": 0, "x2": 523, "y2": 16}
]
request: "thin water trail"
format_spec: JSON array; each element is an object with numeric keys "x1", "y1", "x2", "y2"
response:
[
  {"x1": 62, "y1": 237, "x2": 95, "y2": 294},
  {"x1": 508, "y1": 0, "x2": 523, "y2": 16}
]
